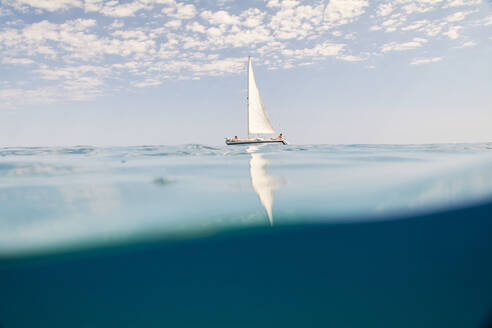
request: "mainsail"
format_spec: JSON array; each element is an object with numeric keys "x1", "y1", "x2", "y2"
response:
[{"x1": 248, "y1": 57, "x2": 275, "y2": 135}]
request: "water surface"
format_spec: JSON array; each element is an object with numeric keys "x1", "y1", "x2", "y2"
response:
[{"x1": 1, "y1": 143, "x2": 492, "y2": 256}]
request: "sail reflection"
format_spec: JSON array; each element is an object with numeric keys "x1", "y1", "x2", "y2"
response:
[{"x1": 247, "y1": 146, "x2": 277, "y2": 225}]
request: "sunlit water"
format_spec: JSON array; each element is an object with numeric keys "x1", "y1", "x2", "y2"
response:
[{"x1": 1, "y1": 143, "x2": 492, "y2": 256}]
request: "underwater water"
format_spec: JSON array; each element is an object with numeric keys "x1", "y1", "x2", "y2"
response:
[
  {"x1": 1, "y1": 144, "x2": 492, "y2": 327},
  {"x1": 1, "y1": 143, "x2": 492, "y2": 257}
]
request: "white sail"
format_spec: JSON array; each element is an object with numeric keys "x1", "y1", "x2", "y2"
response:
[{"x1": 248, "y1": 58, "x2": 275, "y2": 135}]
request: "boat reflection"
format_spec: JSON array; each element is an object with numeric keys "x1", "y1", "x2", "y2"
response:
[{"x1": 247, "y1": 146, "x2": 278, "y2": 225}]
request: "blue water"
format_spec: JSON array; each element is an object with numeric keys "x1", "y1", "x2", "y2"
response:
[
  {"x1": 1, "y1": 144, "x2": 492, "y2": 327},
  {"x1": 1, "y1": 143, "x2": 492, "y2": 257}
]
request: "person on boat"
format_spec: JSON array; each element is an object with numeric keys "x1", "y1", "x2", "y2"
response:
[
  {"x1": 278, "y1": 133, "x2": 283, "y2": 139},
  {"x1": 234, "y1": 136, "x2": 238, "y2": 140}
]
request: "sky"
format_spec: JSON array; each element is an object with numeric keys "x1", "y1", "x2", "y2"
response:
[{"x1": 0, "y1": 0, "x2": 491, "y2": 146}]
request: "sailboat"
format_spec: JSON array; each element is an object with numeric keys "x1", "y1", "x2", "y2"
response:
[{"x1": 225, "y1": 57, "x2": 287, "y2": 145}]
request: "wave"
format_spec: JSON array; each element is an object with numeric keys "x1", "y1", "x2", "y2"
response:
[{"x1": 1, "y1": 143, "x2": 491, "y2": 159}]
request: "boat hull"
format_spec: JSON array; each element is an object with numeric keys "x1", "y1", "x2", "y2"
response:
[{"x1": 225, "y1": 139, "x2": 287, "y2": 145}]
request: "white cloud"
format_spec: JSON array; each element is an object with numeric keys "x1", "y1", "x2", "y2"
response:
[
  {"x1": 377, "y1": 3, "x2": 394, "y2": 16},
  {"x1": 483, "y1": 15, "x2": 492, "y2": 26},
  {"x1": 85, "y1": 0, "x2": 176, "y2": 17},
  {"x1": 98, "y1": 1, "x2": 149, "y2": 17},
  {"x1": 0, "y1": 87, "x2": 59, "y2": 106},
  {"x1": 445, "y1": 11, "x2": 470, "y2": 22},
  {"x1": 418, "y1": 21, "x2": 445, "y2": 36},
  {"x1": 269, "y1": 2, "x2": 323, "y2": 40},
  {"x1": 16, "y1": 0, "x2": 82, "y2": 11},
  {"x1": 282, "y1": 42, "x2": 344, "y2": 59},
  {"x1": 186, "y1": 21, "x2": 206, "y2": 33},
  {"x1": 112, "y1": 29, "x2": 148, "y2": 41},
  {"x1": 109, "y1": 20, "x2": 124, "y2": 29},
  {"x1": 241, "y1": 8, "x2": 265, "y2": 28},
  {"x1": 410, "y1": 56, "x2": 443, "y2": 65},
  {"x1": 1, "y1": 18, "x2": 158, "y2": 62},
  {"x1": 444, "y1": 0, "x2": 482, "y2": 7},
  {"x1": 381, "y1": 37, "x2": 428, "y2": 52},
  {"x1": 163, "y1": 2, "x2": 196, "y2": 20},
  {"x1": 221, "y1": 26, "x2": 272, "y2": 48},
  {"x1": 324, "y1": 0, "x2": 369, "y2": 25},
  {"x1": 402, "y1": 3, "x2": 434, "y2": 14},
  {"x1": 195, "y1": 57, "x2": 246, "y2": 75},
  {"x1": 36, "y1": 65, "x2": 109, "y2": 81},
  {"x1": 200, "y1": 10, "x2": 240, "y2": 25},
  {"x1": 64, "y1": 76, "x2": 103, "y2": 91},
  {"x1": 381, "y1": 16, "x2": 407, "y2": 32},
  {"x1": 266, "y1": 0, "x2": 280, "y2": 8},
  {"x1": 396, "y1": 0, "x2": 443, "y2": 14},
  {"x1": 206, "y1": 27, "x2": 222, "y2": 38},
  {"x1": 2, "y1": 57, "x2": 34, "y2": 65},
  {"x1": 165, "y1": 20, "x2": 182, "y2": 29},
  {"x1": 344, "y1": 32, "x2": 356, "y2": 39},
  {"x1": 443, "y1": 25, "x2": 462, "y2": 39},
  {"x1": 337, "y1": 54, "x2": 364, "y2": 61},
  {"x1": 1, "y1": 0, "x2": 490, "y2": 107},
  {"x1": 133, "y1": 78, "x2": 162, "y2": 88},
  {"x1": 457, "y1": 40, "x2": 477, "y2": 47},
  {"x1": 401, "y1": 20, "x2": 429, "y2": 31}
]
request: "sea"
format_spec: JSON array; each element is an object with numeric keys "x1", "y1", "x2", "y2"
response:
[{"x1": 1, "y1": 143, "x2": 492, "y2": 327}]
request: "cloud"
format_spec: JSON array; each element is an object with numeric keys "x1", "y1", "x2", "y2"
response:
[
  {"x1": 483, "y1": 15, "x2": 492, "y2": 26},
  {"x1": 112, "y1": 29, "x2": 148, "y2": 41},
  {"x1": 0, "y1": 87, "x2": 59, "y2": 107},
  {"x1": 269, "y1": 2, "x2": 323, "y2": 40},
  {"x1": 401, "y1": 2, "x2": 435, "y2": 14},
  {"x1": 163, "y1": 2, "x2": 197, "y2": 20},
  {"x1": 85, "y1": 0, "x2": 176, "y2": 17},
  {"x1": 186, "y1": 21, "x2": 206, "y2": 33},
  {"x1": 165, "y1": 20, "x2": 182, "y2": 29},
  {"x1": 324, "y1": 0, "x2": 369, "y2": 23},
  {"x1": 2, "y1": 57, "x2": 34, "y2": 65},
  {"x1": 336, "y1": 54, "x2": 364, "y2": 62},
  {"x1": 410, "y1": 56, "x2": 443, "y2": 65},
  {"x1": 200, "y1": 10, "x2": 240, "y2": 25},
  {"x1": 381, "y1": 16, "x2": 407, "y2": 32},
  {"x1": 0, "y1": 0, "x2": 490, "y2": 107},
  {"x1": 241, "y1": 8, "x2": 265, "y2": 28},
  {"x1": 417, "y1": 21, "x2": 445, "y2": 36},
  {"x1": 222, "y1": 26, "x2": 272, "y2": 48},
  {"x1": 282, "y1": 42, "x2": 345, "y2": 59},
  {"x1": 401, "y1": 19, "x2": 430, "y2": 31},
  {"x1": 394, "y1": 0, "x2": 445, "y2": 14},
  {"x1": 381, "y1": 37, "x2": 428, "y2": 52},
  {"x1": 15, "y1": 0, "x2": 83, "y2": 11},
  {"x1": 444, "y1": 0, "x2": 482, "y2": 7},
  {"x1": 443, "y1": 25, "x2": 462, "y2": 39},
  {"x1": 196, "y1": 57, "x2": 246, "y2": 75},
  {"x1": 377, "y1": 3, "x2": 394, "y2": 17},
  {"x1": 91, "y1": 1, "x2": 149, "y2": 17},
  {"x1": 457, "y1": 40, "x2": 477, "y2": 47},
  {"x1": 133, "y1": 78, "x2": 163, "y2": 88},
  {"x1": 445, "y1": 11, "x2": 471, "y2": 22}
]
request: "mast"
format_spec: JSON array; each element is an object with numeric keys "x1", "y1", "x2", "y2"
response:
[{"x1": 247, "y1": 56, "x2": 250, "y2": 139}]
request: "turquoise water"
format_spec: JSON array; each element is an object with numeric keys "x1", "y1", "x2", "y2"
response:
[
  {"x1": 1, "y1": 143, "x2": 492, "y2": 257},
  {"x1": 1, "y1": 144, "x2": 492, "y2": 327}
]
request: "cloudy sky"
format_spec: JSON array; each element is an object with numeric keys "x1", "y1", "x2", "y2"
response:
[{"x1": 0, "y1": 0, "x2": 491, "y2": 146}]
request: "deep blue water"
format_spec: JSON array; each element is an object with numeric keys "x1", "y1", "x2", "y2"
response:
[{"x1": 0, "y1": 144, "x2": 492, "y2": 327}]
